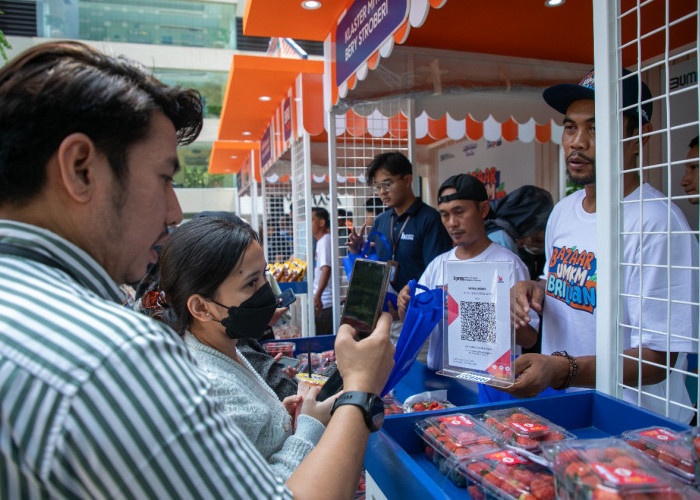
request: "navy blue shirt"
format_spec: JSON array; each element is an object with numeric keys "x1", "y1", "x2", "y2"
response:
[{"x1": 369, "y1": 199, "x2": 453, "y2": 291}]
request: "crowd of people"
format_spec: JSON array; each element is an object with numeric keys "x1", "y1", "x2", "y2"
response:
[{"x1": 0, "y1": 39, "x2": 697, "y2": 498}]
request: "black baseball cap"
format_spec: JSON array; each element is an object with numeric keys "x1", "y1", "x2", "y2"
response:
[
  {"x1": 438, "y1": 174, "x2": 488, "y2": 204},
  {"x1": 543, "y1": 68, "x2": 652, "y2": 124}
]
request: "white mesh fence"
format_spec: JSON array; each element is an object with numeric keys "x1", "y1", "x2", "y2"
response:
[{"x1": 604, "y1": 0, "x2": 699, "y2": 422}]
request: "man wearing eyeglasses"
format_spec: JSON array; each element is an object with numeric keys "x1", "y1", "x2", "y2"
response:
[{"x1": 348, "y1": 152, "x2": 452, "y2": 300}]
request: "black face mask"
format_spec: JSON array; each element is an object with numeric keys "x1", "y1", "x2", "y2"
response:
[{"x1": 211, "y1": 282, "x2": 277, "y2": 340}]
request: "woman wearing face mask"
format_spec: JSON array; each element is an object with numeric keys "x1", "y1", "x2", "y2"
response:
[{"x1": 158, "y1": 216, "x2": 333, "y2": 480}]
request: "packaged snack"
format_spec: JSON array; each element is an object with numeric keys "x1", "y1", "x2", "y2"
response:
[
  {"x1": 415, "y1": 413, "x2": 501, "y2": 488},
  {"x1": 460, "y1": 449, "x2": 556, "y2": 500},
  {"x1": 481, "y1": 407, "x2": 574, "y2": 454},
  {"x1": 262, "y1": 341, "x2": 295, "y2": 358},
  {"x1": 403, "y1": 390, "x2": 456, "y2": 413},
  {"x1": 382, "y1": 395, "x2": 404, "y2": 416},
  {"x1": 622, "y1": 427, "x2": 694, "y2": 482},
  {"x1": 543, "y1": 437, "x2": 698, "y2": 500}
]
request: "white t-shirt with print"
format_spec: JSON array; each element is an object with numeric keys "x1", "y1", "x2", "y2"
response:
[
  {"x1": 542, "y1": 185, "x2": 698, "y2": 423},
  {"x1": 418, "y1": 243, "x2": 537, "y2": 370},
  {"x1": 313, "y1": 233, "x2": 332, "y2": 309}
]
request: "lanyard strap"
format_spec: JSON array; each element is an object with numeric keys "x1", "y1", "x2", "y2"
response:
[
  {"x1": 0, "y1": 242, "x2": 80, "y2": 283},
  {"x1": 389, "y1": 215, "x2": 411, "y2": 260}
]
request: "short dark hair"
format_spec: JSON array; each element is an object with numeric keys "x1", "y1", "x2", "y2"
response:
[
  {"x1": 690, "y1": 136, "x2": 699, "y2": 149},
  {"x1": 158, "y1": 217, "x2": 259, "y2": 334},
  {"x1": 0, "y1": 41, "x2": 203, "y2": 206},
  {"x1": 312, "y1": 207, "x2": 330, "y2": 227},
  {"x1": 366, "y1": 152, "x2": 412, "y2": 182}
]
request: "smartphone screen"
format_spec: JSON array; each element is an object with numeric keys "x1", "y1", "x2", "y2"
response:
[
  {"x1": 276, "y1": 356, "x2": 300, "y2": 368},
  {"x1": 341, "y1": 259, "x2": 390, "y2": 337}
]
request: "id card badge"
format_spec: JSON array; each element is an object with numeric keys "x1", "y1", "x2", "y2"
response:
[
  {"x1": 387, "y1": 260, "x2": 399, "y2": 284},
  {"x1": 437, "y1": 260, "x2": 515, "y2": 388}
]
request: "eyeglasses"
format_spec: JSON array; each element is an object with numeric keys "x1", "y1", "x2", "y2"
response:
[{"x1": 371, "y1": 177, "x2": 404, "y2": 194}]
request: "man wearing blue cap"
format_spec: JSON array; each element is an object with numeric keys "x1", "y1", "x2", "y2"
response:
[
  {"x1": 510, "y1": 69, "x2": 698, "y2": 423},
  {"x1": 398, "y1": 174, "x2": 538, "y2": 370}
]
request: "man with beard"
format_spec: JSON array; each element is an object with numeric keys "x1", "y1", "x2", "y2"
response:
[
  {"x1": 509, "y1": 69, "x2": 698, "y2": 423},
  {"x1": 680, "y1": 136, "x2": 698, "y2": 205}
]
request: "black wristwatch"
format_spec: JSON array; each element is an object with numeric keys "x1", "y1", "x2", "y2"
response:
[{"x1": 331, "y1": 391, "x2": 385, "y2": 432}]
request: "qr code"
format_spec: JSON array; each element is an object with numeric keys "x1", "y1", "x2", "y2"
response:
[{"x1": 459, "y1": 301, "x2": 496, "y2": 343}]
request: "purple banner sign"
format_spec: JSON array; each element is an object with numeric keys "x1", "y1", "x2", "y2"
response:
[
  {"x1": 261, "y1": 126, "x2": 272, "y2": 168},
  {"x1": 283, "y1": 98, "x2": 292, "y2": 142},
  {"x1": 335, "y1": 0, "x2": 408, "y2": 86}
]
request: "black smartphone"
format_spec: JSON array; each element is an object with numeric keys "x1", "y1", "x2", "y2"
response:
[
  {"x1": 341, "y1": 259, "x2": 391, "y2": 338},
  {"x1": 276, "y1": 356, "x2": 300, "y2": 368},
  {"x1": 277, "y1": 288, "x2": 296, "y2": 308}
]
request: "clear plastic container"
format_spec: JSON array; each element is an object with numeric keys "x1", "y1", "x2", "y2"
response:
[
  {"x1": 415, "y1": 413, "x2": 501, "y2": 488},
  {"x1": 481, "y1": 407, "x2": 575, "y2": 454},
  {"x1": 403, "y1": 390, "x2": 456, "y2": 413},
  {"x1": 622, "y1": 426, "x2": 695, "y2": 483},
  {"x1": 460, "y1": 449, "x2": 556, "y2": 500},
  {"x1": 681, "y1": 426, "x2": 700, "y2": 484},
  {"x1": 262, "y1": 341, "x2": 295, "y2": 358},
  {"x1": 382, "y1": 395, "x2": 404, "y2": 416},
  {"x1": 543, "y1": 437, "x2": 699, "y2": 500}
]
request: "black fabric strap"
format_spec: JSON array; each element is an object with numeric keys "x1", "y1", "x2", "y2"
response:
[{"x1": 0, "y1": 242, "x2": 80, "y2": 283}]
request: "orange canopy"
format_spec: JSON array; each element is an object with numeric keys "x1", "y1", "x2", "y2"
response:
[
  {"x1": 208, "y1": 141, "x2": 260, "y2": 180},
  {"x1": 217, "y1": 54, "x2": 323, "y2": 142}
]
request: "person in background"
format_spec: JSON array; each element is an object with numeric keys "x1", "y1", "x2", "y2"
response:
[
  {"x1": 681, "y1": 135, "x2": 698, "y2": 205},
  {"x1": 348, "y1": 152, "x2": 453, "y2": 344},
  {"x1": 0, "y1": 41, "x2": 394, "y2": 499},
  {"x1": 398, "y1": 175, "x2": 538, "y2": 370},
  {"x1": 485, "y1": 185, "x2": 554, "y2": 256},
  {"x1": 312, "y1": 207, "x2": 333, "y2": 335},
  {"x1": 158, "y1": 216, "x2": 333, "y2": 480},
  {"x1": 365, "y1": 196, "x2": 385, "y2": 227},
  {"x1": 511, "y1": 69, "x2": 698, "y2": 423}
]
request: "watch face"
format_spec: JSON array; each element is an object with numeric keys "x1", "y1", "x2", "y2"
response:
[{"x1": 369, "y1": 395, "x2": 385, "y2": 430}]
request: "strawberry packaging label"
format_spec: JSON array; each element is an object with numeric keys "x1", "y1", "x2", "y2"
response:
[
  {"x1": 510, "y1": 421, "x2": 550, "y2": 434},
  {"x1": 437, "y1": 415, "x2": 475, "y2": 427},
  {"x1": 591, "y1": 463, "x2": 658, "y2": 485},
  {"x1": 484, "y1": 450, "x2": 529, "y2": 465},
  {"x1": 639, "y1": 427, "x2": 677, "y2": 442}
]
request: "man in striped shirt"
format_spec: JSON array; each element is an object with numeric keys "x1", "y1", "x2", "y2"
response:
[{"x1": 0, "y1": 41, "x2": 394, "y2": 499}]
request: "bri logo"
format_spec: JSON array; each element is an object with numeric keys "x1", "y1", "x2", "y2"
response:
[
  {"x1": 497, "y1": 276, "x2": 504, "y2": 284},
  {"x1": 400, "y1": 233, "x2": 414, "y2": 241}
]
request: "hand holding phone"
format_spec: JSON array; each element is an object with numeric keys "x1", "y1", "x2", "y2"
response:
[
  {"x1": 277, "y1": 288, "x2": 296, "y2": 308},
  {"x1": 340, "y1": 259, "x2": 391, "y2": 338}
]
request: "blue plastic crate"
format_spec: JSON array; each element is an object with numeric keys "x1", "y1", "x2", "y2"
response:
[{"x1": 364, "y1": 390, "x2": 691, "y2": 499}]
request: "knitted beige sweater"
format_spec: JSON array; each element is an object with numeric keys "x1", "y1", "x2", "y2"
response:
[{"x1": 184, "y1": 332, "x2": 325, "y2": 480}]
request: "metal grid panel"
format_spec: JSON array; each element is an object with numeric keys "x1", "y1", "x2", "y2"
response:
[
  {"x1": 603, "y1": 0, "x2": 699, "y2": 422},
  {"x1": 333, "y1": 99, "x2": 410, "y2": 297},
  {"x1": 291, "y1": 137, "x2": 314, "y2": 336},
  {"x1": 262, "y1": 163, "x2": 293, "y2": 264}
]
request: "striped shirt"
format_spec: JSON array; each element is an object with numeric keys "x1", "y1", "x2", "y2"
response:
[{"x1": 0, "y1": 220, "x2": 292, "y2": 499}]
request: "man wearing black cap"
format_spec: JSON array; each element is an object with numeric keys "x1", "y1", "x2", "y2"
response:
[
  {"x1": 398, "y1": 174, "x2": 538, "y2": 370},
  {"x1": 511, "y1": 69, "x2": 698, "y2": 423}
]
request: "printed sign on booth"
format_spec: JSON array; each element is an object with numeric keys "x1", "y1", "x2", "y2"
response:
[
  {"x1": 335, "y1": 0, "x2": 409, "y2": 86},
  {"x1": 283, "y1": 98, "x2": 292, "y2": 142},
  {"x1": 261, "y1": 126, "x2": 272, "y2": 168}
]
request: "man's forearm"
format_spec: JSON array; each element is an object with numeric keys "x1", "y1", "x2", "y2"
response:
[
  {"x1": 564, "y1": 349, "x2": 677, "y2": 389},
  {"x1": 286, "y1": 405, "x2": 369, "y2": 499},
  {"x1": 315, "y1": 267, "x2": 331, "y2": 300}
]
